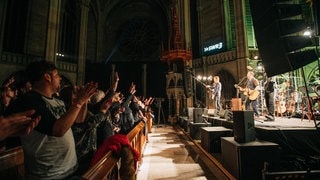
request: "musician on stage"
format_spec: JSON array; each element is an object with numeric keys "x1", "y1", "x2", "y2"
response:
[
  {"x1": 283, "y1": 80, "x2": 295, "y2": 115},
  {"x1": 264, "y1": 74, "x2": 276, "y2": 121},
  {"x1": 245, "y1": 71, "x2": 260, "y2": 117},
  {"x1": 211, "y1": 76, "x2": 222, "y2": 111}
]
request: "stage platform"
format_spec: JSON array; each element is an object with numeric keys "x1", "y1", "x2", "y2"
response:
[
  {"x1": 200, "y1": 114, "x2": 320, "y2": 175},
  {"x1": 201, "y1": 114, "x2": 320, "y2": 156}
]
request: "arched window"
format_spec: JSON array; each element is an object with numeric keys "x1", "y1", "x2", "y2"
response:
[
  {"x1": 57, "y1": 0, "x2": 79, "y2": 62},
  {"x1": 3, "y1": 0, "x2": 29, "y2": 53}
]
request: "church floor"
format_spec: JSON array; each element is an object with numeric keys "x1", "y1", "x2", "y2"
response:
[{"x1": 136, "y1": 125, "x2": 208, "y2": 180}]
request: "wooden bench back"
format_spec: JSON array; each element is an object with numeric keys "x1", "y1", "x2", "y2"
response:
[{"x1": 0, "y1": 146, "x2": 25, "y2": 179}]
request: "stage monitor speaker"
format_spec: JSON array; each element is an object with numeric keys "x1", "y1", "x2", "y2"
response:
[
  {"x1": 233, "y1": 111, "x2": 255, "y2": 143},
  {"x1": 249, "y1": 0, "x2": 318, "y2": 76},
  {"x1": 202, "y1": 108, "x2": 208, "y2": 116},
  {"x1": 218, "y1": 109, "x2": 226, "y2": 119},
  {"x1": 219, "y1": 109, "x2": 232, "y2": 121},
  {"x1": 193, "y1": 108, "x2": 204, "y2": 123},
  {"x1": 207, "y1": 109, "x2": 218, "y2": 117}
]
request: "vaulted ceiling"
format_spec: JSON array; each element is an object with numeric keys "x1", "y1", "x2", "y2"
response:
[{"x1": 90, "y1": 0, "x2": 172, "y2": 63}]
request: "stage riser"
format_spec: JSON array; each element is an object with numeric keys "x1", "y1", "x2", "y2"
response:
[
  {"x1": 221, "y1": 137, "x2": 280, "y2": 180},
  {"x1": 201, "y1": 127, "x2": 233, "y2": 153},
  {"x1": 255, "y1": 128, "x2": 320, "y2": 156}
]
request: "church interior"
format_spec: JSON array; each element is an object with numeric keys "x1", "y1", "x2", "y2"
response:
[{"x1": 0, "y1": 0, "x2": 320, "y2": 179}]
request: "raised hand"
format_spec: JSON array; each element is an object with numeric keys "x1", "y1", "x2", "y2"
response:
[
  {"x1": 0, "y1": 109, "x2": 41, "y2": 140},
  {"x1": 114, "y1": 72, "x2": 119, "y2": 82},
  {"x1": 74, "y1": 82, "x2": 98, "y2": 106},
  {"x1": 129, "y1": 82, "x2": 136, "y2": 94}
]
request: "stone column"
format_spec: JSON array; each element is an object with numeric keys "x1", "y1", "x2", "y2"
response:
[
  {"x1": 233, "y1": 0, "x2": 249, "y2": 81},
  {"x1": 77, "y1": 0, "x2": 90, "y2": 85},
  {"x1": 45, "y1": 0, "x2": 61, "y2": 63},
  {"x1": 181, "y1": 0, "x2": 194, "y2": 108}
]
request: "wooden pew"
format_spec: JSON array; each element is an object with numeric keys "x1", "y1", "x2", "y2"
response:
[
  {"x1": 0, "y1": 146, "x2": 25, "y2": 180},
  {"x1": 82, "y1": 121, "x2": 147, "y2": 180}
]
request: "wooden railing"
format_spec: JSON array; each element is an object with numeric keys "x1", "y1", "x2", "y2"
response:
[{"x1": 81, "y1": 121, "x2": 147, "y2": 180}]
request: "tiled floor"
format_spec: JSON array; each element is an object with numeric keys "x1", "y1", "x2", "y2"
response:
[{"x1": 136, "y1": 125, "x2": 207, "y2": 180}]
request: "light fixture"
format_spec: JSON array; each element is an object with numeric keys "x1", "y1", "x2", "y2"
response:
[{"x1": 303, "y1": 28, "x2": 311, "y2": 36}]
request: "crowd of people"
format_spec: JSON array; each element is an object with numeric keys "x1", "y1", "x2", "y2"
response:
[{"x1": 0, "y1": 60, "x2": 156, "y2": 179}]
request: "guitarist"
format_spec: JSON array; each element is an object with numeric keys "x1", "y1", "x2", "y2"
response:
[
  {"x1": 264, "y1": 73, "x2": 276, "y2": 121},
  {"x1": 211, "y1": 76, "x2": 222, "y2": 111},
  {"x1": 245, "y1": 71, "x2": 260, "y2": 117}
]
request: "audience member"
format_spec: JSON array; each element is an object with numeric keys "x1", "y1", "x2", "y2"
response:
[
  {"x1": 118, "y1": 82, "x2": 136, "y2": 134},
  {"x1": 5, "y1": 60, "x2": 98, "y2": 179},
  {"x1": 96, "y1": 72, "x2": 120, "y2": 147},
  {"x1": 59, "y1": 85, "x2": 116, "y2": 174},
  {"x1": 0, "y1": 86, "x2": 15, "y2": 115},
  {"x1": 16, "y1": 80, "x2": 32, "y2": 96}
]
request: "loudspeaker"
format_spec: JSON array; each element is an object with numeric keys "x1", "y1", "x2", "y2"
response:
[
  {"x1": 233, "y1": 111, "x2": 255, "y2": 143},
  {"x1": 218, "y1": 109, "x2": 226, "y2": 118},
  {"x1": 193, "y1": 108, "x2": 204, "y2": 123},
  {"x1": 249, "y1": 0, "x2": 318, "y2": 76},
  {"x1": 207, "y1": 109, "x2": 215, "y2": 116},
  {"x1": 314, "y1": 0, "x2": 320, "y2": 36},
  {"x1": 201, "y1": 127, "x2": 233, "y2": 153},
  {"x1": 187, "y1": 107, "x2": 194, "y2": 120},
  {"x1": 221, "y1": 137, "x2": 280, "y2": 180},
  {"x1": 189, "y1": 122, "x2": 211, "y2": 140},
  {"x1": 219, "y1": 109, "x2": 233, "y2": 121}
]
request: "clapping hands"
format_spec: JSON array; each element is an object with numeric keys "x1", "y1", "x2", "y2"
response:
[{"x1": 0, "y1": 109, "x2": 41, "y2": 141}]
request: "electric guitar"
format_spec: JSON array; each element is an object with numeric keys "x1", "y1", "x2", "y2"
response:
[{"x1": 234, "y1": 84, "x2": 260, "y2": 100}]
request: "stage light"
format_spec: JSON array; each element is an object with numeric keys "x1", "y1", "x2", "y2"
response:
[
  {"x1": 303, "y1": 28, "x2": 312, "y2": 36},
  {"x1": 203, "y1": 76, "x2": 207, "y2": 81}
]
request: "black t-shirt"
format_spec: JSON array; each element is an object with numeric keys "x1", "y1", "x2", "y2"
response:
[{"x1": 5, "y1": 91, "x2": 65, "y2": 136}]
